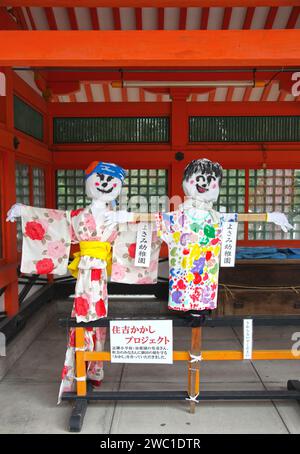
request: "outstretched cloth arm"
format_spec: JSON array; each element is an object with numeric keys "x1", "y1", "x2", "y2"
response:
[
  {"x1": 20, "y1": 205, "x2": 72, "y2": 275},
  {"x1": 132, "y1": 213, "x2": 269, "y2": 222}
]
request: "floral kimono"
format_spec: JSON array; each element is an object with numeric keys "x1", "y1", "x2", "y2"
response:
[
  {"x1": 19, "y1": 205, "x2": 161, "y2": 401},
  {"x1": 155, "y1": 207, "x2": 235, "y2": 312},
  {"x1": 20, "y1": 205, "x2": 118, "y2": 400}
]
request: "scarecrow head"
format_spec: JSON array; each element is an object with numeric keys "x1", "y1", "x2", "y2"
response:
[
  {"x1": 182, "y1": 158, "x2": 223, "y2": 204},
  {"x1": 85, "y1": 161, "x2": 127, "y2": 202}
]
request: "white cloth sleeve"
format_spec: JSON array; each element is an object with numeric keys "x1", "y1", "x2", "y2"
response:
[{"x1": 20, "y1": 206, "x2": 72, "y2": 275}]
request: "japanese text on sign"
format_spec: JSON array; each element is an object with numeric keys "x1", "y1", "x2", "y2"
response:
[
  {"x1": 110, "y1": 320, "x2": 173, "y2": 364},
  {"x1": 134, "y1": 222, "x2": 152, "y2": 268},
  {"x1": 243, "y1": 319, "x2": 253, "y2": 360},
  {"x1": 221, "y1": 221, "x2": 238, "y2": 267}
]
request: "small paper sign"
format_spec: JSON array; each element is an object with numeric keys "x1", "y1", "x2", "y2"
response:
[
  {"x1": 0, "y1": 72, "x2": 5, "y2": 96},
  {"x1": 110, "y1": 320, "x2": 173, "y2": 364},
  {"x1": 221, "y1": 221, "x2": 238, "y2": 267},
  {"x1": 243, "y1": 319, "x2": 253, "y2": 360},
  {"x1": 134, "y1": 222, "x2": 152, "y2": 268}
]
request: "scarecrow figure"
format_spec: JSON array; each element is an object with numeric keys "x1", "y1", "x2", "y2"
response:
[
  {"x1": 6, "y1": 161, "x2": 161, "y2": 400},
  {"x1": 104, "y1": 158, "x2": 293, "y2": 314}
]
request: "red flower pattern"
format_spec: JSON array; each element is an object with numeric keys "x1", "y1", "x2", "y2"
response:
[
  {"x1": 74, "y1": 296, "x2": 89, "y2": 317},
  {"x1": 128, "y1": 243, "x2": 136, "y2": 259},
  {"x1": 95, "y1": 299, "x2": 106, "y2": 317},
  {"x1": 36, "y1": 258, "x2": 54, "y2": 274},
  {"x1": 91, "y1": 269, "x2": 102, "y2": 281},
  {"x1": 61, "y1": 365, "x2": 68, "y2": 379},
  {"x1": 25, "y1": 221, "x2": 46, "y2": 241},
  {"x1": 71, "y1": 208, "x2": 84, "y2": 217}
]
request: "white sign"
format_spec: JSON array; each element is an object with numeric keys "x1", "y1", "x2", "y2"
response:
[
  {"x1": 0, "y1": 72, "x2": 5, "y2": 96},
  {"x1": 221, "y1": 221, "x2": 238, "y2": 267},
  {"x1": 243, "y1": 319, "x2": 253, "y2": 360},
  {"x1": 134, "y1": 222, "x2": 152, "y2": 268},
  {"x1": 110, "y1": 320, "x2": 173, "y2": 364},
  {"x1": 0, "y1": 332, "x2": 6, "y2": 357}
]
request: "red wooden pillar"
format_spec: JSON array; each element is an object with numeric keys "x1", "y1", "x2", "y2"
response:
[
  {"x1": 170, "y1": 88, "x2": 189, "y2": 205},
  {"x1": 2, "y1": 68, "x2": 19, "y2": 316}
]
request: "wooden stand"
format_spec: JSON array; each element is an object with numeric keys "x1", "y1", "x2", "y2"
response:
[
  {"x1": 59, "y1": 314, "x2": 300, "y2": 432},
  {"x1": 188, "y1": 327, "x2": 202, "y2": 414}
]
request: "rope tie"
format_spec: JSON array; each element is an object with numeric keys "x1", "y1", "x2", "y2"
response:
[
  {"x1": 220, "y1": 283, "x2": 300, "y2": 292},
  {"x1": 221, "y1": 284, "x2": 235, "y2": 302},
  {"x1": 189, "y1": 352, "x2": 202, "y2": 363},
  {"x1": 186, "y1": 393, "x2": 199, "y2": 403},
  {"x1": 74, "y1": 376, "x2": 86, "y2": 382}
]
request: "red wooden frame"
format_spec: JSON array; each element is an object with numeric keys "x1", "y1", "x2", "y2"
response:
[{"x1": 0, "y1": 30, "x2": 300, "y2": 67}]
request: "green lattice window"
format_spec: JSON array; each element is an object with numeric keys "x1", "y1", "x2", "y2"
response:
[
  {"x1": 120, "y1": 169, "x2": 168, "y2": 213},
  {"x1": 33, "y1": 167, "x2": 45, "y2": 207},
  {"x1": 53, "y1": 117, "x2": 169, "y2": 144},
  {"x1": 248, "y1": 169, "x2": 300, "y2": 240},
  {"x1": 189, "y1": 116, "x2": 300, "y2": 142},
  {"x1": 215, "y1": 169, "x2": 246, "y2": 240},
  {"x1": 56, "y1": 169, "x2": 89, "y2": 210},
  {"x1": 16, "y1": 163, "x2": 46, "y2": 250},
  {"x1": 16, "y1": 163, "x2": 30, "y2": 205},
  {"x1": 14, "y1": 95, "x2": 44, "y2": 141},
  {"x1": 16, "y1": 163, "x2": 30, "y2": 251}
]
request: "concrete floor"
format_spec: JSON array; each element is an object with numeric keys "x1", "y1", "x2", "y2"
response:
[{"x1": 0, "y1": 307, "x2": 300, "y2": 434}]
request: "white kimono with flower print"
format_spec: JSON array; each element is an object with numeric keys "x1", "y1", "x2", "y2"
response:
[
  {"x1": 20, "y1": 205, "x2": 117, "y2": 401},
  {"x1": 19, "y1": 206, "x2": 161, "y2": 401}
]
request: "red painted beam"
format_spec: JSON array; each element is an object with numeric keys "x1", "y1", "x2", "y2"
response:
[
  {"x1": 83, "y1": 83, "x2": 93, "y2": 102},
  {"x1": 264, "y1": 6, "x2": 278, "y2": 29},
  {"x1": 243, "y1": 7, "x2": 255, "y2": 29},
  {"x1": 225, "y1": 85, "x2": 235, "y2": 101},
  {"x1": 44, "y1": 69, "x2": 292, "y2": 84},
  {"x1": 286, "y1": 6, "x2": 300, "y2": 28},
  {"x1": 157, "y1": 7, "x2": 164, "y2": 29},
  {"x1": 48, "y1": 101, "x2": 170, "y2": 115},
  {"x1": 90, "y1": 7, "x2": 99, "y2": 29},
  {"x1": 187, "y1": 101, "x2": 300, "y2": 115},
  {"x1": 25, "y1": 6, "x2": 36, "y2": 29},
  {"x1": 135, "y1": 7, "x2": 142, "y2": 30},
  {"x1": 200, "y1": 7, "x2": 209, "y2": 29},
  {"x1": 222, "y1": 7, "x2": 232, "y2": 29},
  {"x1": 4, "y1": 2, "x2": 300, "y2": 7},
  {"x1": 179, "y1": 7, "x2": 187, "y2": 30},
  {"x1": 45, "y1": 7, "x2": 57, "y2": 29},
  {"x1": 1, "y1": 30, "x2": 300, "y2": 67},
  {"x1": 113, "y1": 7, "x2": 121, "y2": 30},
  {"x1": 67, "y1": 7, "x2": 78, "y2": 29}
]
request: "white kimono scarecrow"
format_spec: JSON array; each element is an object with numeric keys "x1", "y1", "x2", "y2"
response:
[
  {"x1": 105, "y1": 158, "x2": 293, "y2": 314},
  {"x1": 7, "y1": 161, "x2": 161, "y2": 401}
]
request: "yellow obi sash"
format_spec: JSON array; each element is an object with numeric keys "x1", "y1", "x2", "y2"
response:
[{"x1": 68, "y1": 241, "x2": 112, "y2": 279}]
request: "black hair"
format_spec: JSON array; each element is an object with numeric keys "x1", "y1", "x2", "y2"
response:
[{"x1": 183, "y1": 159, "x2": 223, "y2": 184}]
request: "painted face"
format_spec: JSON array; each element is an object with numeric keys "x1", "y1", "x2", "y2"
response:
[
  {"x1": 182, "y1": 171, "x2": 220, "y2": 203},
  {"x1": 85, "y1": 172, "x2": 122, "y2": 202}
]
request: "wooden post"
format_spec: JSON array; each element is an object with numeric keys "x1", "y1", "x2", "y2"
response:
[
  {"x1": 75, "y1": 327, "x2": 87, "y2": 397},
  {"x1": 188, "y1": 326, "x2": 202, "y2": 414}
]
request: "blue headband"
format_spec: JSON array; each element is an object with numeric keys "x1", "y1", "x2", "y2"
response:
[{"x1": 85, "y1": 162, "x2": 127, "y2": 182}]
